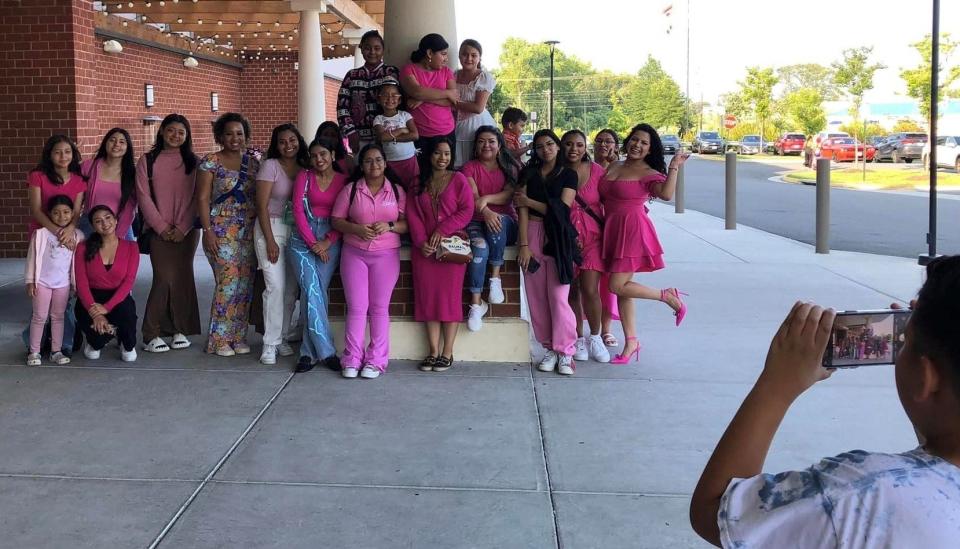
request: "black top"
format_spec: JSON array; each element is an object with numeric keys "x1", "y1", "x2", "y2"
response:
[{"x1": 520, "y1": 165, "x2": 578, "y2": 219}]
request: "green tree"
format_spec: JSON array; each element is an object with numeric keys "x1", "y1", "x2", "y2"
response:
[
  {"x1": 738, "y1": 67, "x2": 778, "y2": 143},
  {"x1": 782, "y1": 88, "x2": 827, "y2": 136},
  {"x1": 900, "y1": 33, "x2": 960, "y2": 121},
  {"x1": 614, "y1": 56, "x2": 686, "y2": 132},
  {"x1": 892, "y1": 119, "x2": 925, "y2": 132},
  {"x1": 839, "y1": 121, "x2": 886, "y2": 140},
  {"x1": 777, "y1": 64, "x2": 839, "y2": 100},
  {"x1": 832, "y1": 47, "x2": 886, "y2": 120}
]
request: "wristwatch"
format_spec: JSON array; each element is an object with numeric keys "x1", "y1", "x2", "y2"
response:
[{"x1": 388, "y1": 221, "x2": 396, "y2": 231}]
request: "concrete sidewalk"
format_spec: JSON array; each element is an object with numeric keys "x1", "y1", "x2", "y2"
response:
[{"x1": 0, "y1": 204, "x2": 921, "y2": 548}]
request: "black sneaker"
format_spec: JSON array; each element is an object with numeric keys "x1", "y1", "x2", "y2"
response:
[
  {"x1": 294, "y1": 356, "x2": 315, "y2": 373},
  {"x1": 322, "y1": 355, "x2": 341, "y2": 371}
]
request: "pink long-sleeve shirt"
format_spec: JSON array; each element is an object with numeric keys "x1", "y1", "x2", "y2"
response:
[
  {"x1": 74, "y1": 239, "x2": 140, "y2": 313},
  {"x1": 81, "y1": 158, "x2": 137, "y2": 237},
  {"x1": 136, "y1": 149, "x2": 198, "y2": 235},
  {"x1": 406, "y1": 171, "x2": 474, "y2": 248},
  {"x1": 292, "y1": 169, "x2": 347, "y2": 247},
  {"x1": 331, "y1": 178, "x2": 406, "y2": 251}
]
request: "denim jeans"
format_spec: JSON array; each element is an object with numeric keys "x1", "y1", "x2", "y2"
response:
[
  {"x1": 466, "y1": 215, "x2": 517, "y2": 294},
  {"x1": 287, "y1": 217, "x2": 341, "y2": 362}
]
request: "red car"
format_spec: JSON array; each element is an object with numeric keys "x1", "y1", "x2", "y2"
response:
[
  {"x1": 817, "y1": 137, "x2": 875, "y2": 162},
  {"x1": 774, "y1": 132, "x2": 806, "y2": 156}
]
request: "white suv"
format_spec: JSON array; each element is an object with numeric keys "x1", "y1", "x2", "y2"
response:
[{"x1": 922, "y1": 136, "x2": 960, "y2": 172}]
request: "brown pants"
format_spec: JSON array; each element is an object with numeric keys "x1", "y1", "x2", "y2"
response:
[{"x1": 142, "y1": 230, "x2": 202, "y2": 341}]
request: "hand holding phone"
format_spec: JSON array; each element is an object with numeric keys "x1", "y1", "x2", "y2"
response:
[
  {"x1": 822, "y1": 309, "x2": 911, "y2": 368},
  {"x1": 525, "y1": 257, "x2": 541, "y2": 274}
]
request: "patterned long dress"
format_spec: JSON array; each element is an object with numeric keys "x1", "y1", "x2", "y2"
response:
[{"x1": 199, "y1": 152, "x2": 260, "y2": 353}]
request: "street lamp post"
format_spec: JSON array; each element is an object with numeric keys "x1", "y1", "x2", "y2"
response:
[
  {"x1": 544, "y1": 40, "x2": 559, "y2": 129},
  {"x1": 920, "y1": 0, "x2": 940, "y2": 265}
]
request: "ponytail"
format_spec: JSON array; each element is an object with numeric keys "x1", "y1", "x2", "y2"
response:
[{"x1": 410, "y1": 33, "x2": 448, "y2": 63}]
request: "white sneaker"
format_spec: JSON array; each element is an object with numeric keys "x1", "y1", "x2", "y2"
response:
[
  {"x1": 588, "y1": 335, "x2": 611, "y2": 363},
  {"x1": 26, "y1": 352, "x2": 42, "y2": 366},
  {"x1": 558, "y1": 354, "x2": 575, "y2": 375},
  {"x1": 276, "y1": 342, "x2": 295, "y2": 357},
  {"x1": 233, "y1": 343, "x2": 251, "y2": 355},
  {"x1": 488, "y1": 278, "x2": 505, "y2": 304},
  {"x1": 260, "y1": 344, "x2": 277, "y2": 365},
  {"x1": 573, "y1": 337, "x2": 589, "y2": 361},
  {"x1": 215, "y1": 346, "x2": 236, "y2": 357},
  {"x1": 467, "y1": 301, "x2": 488, "y2": 332},
  {"x1": 342, "y1": 366, "x2": 359, "y2": 378},
  {"x1": 360, "y1": 365, "x2": 381, "y2": 379},
  {"x1": 50, "y1": 351, "x2": 70, "y2": 365},
  {"x1": 143, "y1": 337, "x2": 170, "y2": 353},
  {"x1": 537, "y1": 350, "x2": 558, "y2": 372},
  {"x1": 121, "y1": 348, "x2": 137, "y2": 362},
  {"x1": 83, "y1": 343, "x2": 101, "y2": 360}
]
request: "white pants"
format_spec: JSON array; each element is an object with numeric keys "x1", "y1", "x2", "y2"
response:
[{"x1": 254, "y1": 219, "x2": 298, "y2": 346}]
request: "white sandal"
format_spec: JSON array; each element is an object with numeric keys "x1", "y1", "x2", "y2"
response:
[
  {"x1": 171, "y1": 333, "x2": 191, "y2": 349},
  {"x1": 143, "y1": 337, "x2": 170, "y2": 353}
]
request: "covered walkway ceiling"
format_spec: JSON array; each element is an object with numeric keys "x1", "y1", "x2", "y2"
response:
[{"x1": 100, "y1": 0, "x2": 384, "y2": 58}]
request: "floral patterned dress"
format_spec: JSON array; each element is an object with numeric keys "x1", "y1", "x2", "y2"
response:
[{"x1": 199, "y1": 151, "x2": 260, "y2": 352}]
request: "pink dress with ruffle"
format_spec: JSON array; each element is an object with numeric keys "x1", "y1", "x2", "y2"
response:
[
  {"x1": 569, "y1": 162, "x2": 607, "y2": 273},
  {"x1": 599, "y1": 172, "x2": 666, "y2": 273}
]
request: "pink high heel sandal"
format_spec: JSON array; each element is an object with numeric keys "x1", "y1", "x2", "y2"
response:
[
  {"x1": 661, "y1": 288, "x2": 689, "y2": 327},
  {"x1": 610, "y1": 336, "x2": 641, "y2": 365}
]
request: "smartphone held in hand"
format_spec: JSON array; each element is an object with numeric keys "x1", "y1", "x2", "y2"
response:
[
  {"x1": 525, "y1": 257, "x2": 541, "y2": 274},
  {"x1": 823, "y1": 309, "x2": 911, "y2": 368}
]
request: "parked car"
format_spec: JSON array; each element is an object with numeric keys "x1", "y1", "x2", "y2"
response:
[
  {"x1": 921, "y1": 136, "x2": 960, "y2": 172},
  {"x1": 867, "y1": 135, "x2": 887, "y2": 148},
  {"x1": 875, "y1": 132, "x2": 928, "y2": 163},
  {"x1": 693, "y1": 131, "x2": 724, "y2": 154},
  {"x1": 774, "y1": 132, "x2": 806, "y2": 156},
  {"x1": 817, "y1": 137, "x2": 876, "y2": 162},
  {"x1": 661, "y1": 134, "x2": 681, "y2": 154},
  {"x1": 815, "y1": 131, "x2": 850, "y2": 148},
  {"x1": 739, "y1": 135, "x2": 763, "y2": 155}
]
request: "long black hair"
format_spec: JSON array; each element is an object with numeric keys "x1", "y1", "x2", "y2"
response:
[
  {"x1": 624, "y1": 123, "x2": 666, "y2": 174},
  {"x1": 89, "y1": 128, "x2": 136, "y2": 216},
  {"x1": 34, "y1": 134, "x2": 82, "y2": 185},
  {"x1": 83, "y1": 204, "x2": 117, "y2": 263},
  {"x1": 314, "y1": 121, "x2": 351, "y2": 162},
  {"x1": 149, "y1": 114, "x2": 197, "y2": 174},
  {"x1": 416, "y1": 136, "x2": 454, "y2": 194},
  {"x1": 267, "y1": 123, "x2": 311, "y2": 170},
  {"x1": 472, "y1": 125, "x2": 517, "y2": 186},
  {"x1": 410, "y1": 33, "x2": 449, "y2": 63},
  {"x1": 560, "y1": 129, "x2": 592, "y2": 165},
  {"x1": 520, "y1": 129, "x2": 563, "y2": 187},
  {"x1": 307, "y1": 138, "x2": 344, "y2": 174}
]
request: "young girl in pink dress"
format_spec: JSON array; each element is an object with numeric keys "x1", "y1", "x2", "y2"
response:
[
  {"x1": 560, "y1": 130, "x2": 611, "y2": 364},
  {"x1": 406, "y1": 138, "x2": 474, "y2": 372},
  {"x1": 599, "y1": 123, "x2": 690, "y2": 364}
]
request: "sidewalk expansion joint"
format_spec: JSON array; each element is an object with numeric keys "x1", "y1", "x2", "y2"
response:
[
  {"x1": 658, "y1": 214, "x2": 750, "y2": 263},
  {"x1": 210, "y1": 479, "x2": 547, "y2": 494},
  {"x1": 529, "y1": 365, "x2": 562, "y2": 549},
  {"x1": 0, "y1": 472, "x2": 201, "y2": 483},
  {"x1": 148, "y1": 371, "x2": 296, "y2": 549}
]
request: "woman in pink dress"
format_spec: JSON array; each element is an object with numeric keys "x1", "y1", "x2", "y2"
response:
[
  {"x1": 561, "y1": 130, "x2": 610, "y2": 364},
  {"x1": 600, "y1": 123, "x2": 690, "y2": 364},
  {"x1": 592, "y1": 128, "x2": 623, "y2": 348},
  {"x1": 407, "y1": 138, "x2": 474, "y2": 372}
]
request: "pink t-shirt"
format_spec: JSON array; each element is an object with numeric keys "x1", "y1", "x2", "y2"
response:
[
  {"x1": 331, "y1": 178, "x2": 406, "y2": 251},
  {"x1": 460, "y1": 160, "x2": 516, "y2": 222},
  {"x1": 81, "y1": 159, "x2": 136, "y2": 237},
  {"x1": 27, "y1": 171, "x2": 86, "y2": 233},
  {"x1": 255, "y1": 158, "x2": 296, "y2": 218},
  {"x1": 292, "y1": 170, "x2": 348, "y2": 247},
  {"x1": 401, "y1": 63, "x2": 455, "y2": 137}
]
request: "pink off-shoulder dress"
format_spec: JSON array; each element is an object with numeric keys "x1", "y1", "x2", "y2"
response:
[{"x1": 598, "y1": 172, "x2": 666, "y2": 273}]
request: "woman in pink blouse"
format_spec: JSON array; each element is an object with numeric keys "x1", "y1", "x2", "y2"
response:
[
  {"x1": 406, "y1": 138, "x2": 474, "y2": 372},
  {"x1": 331, "y1": 144, "x2": 408, "y2": 379},
  {"x1": 80, "y1": 128, "x2": 137, "y2": 240},
  {"x1": 400, "y1": 33, "x2": 459, "y2": 167},
  {"x1": 74, "y1": 205, "x2": 140, "y2": 362},
  {"x1": 288, "y1": 138, "x2": 348, "y2": 373}
]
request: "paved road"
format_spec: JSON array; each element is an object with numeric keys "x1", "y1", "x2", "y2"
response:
[{"x1": 679, "y1": 157, "x2": 960, "y2": 258}]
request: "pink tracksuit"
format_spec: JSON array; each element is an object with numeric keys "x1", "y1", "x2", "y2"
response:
[
  {"x1": 330, "y1": 178, "x2": 406, "y2": 371},
  {"x1": 524, "y1": 219, "x2": 577, "y2": 356}
]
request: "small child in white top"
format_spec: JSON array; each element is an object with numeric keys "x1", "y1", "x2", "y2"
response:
[
  {"x1": 24, "y1": 194, "x2": 84, "y2": 366},
  {"x1": 373, "y1": 78, "x2": 419, "y2": 191}
]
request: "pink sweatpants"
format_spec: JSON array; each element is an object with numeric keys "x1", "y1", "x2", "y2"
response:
[
  {"x1": 524, "y1": 220, "x2": 577, "y2": 356},
  {"x1": 30, "y1": 284, "x2": 70, "y2": 353},
  {"x1": 340, "y1": 245, "x2": 400, "y2": 370}
]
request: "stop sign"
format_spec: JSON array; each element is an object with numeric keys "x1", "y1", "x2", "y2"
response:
[{"x1": 723, "y1": 115, "x2": 737, "y2": 129}]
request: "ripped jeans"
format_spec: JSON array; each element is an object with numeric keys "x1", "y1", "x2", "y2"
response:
[{"x1": 466, "y1": 216, "x2": 518, "y2": 295}]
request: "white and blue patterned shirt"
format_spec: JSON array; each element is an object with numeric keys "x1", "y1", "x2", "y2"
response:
[{"x1": 719, "y1": 448, "x2": 960, "y2": 548}]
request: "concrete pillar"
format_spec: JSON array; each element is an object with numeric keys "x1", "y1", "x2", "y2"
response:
[
  {"x1": 298, "y1": 9, "x2": 325, "y2": 138},
  {"x1": 353, "y1": 44, "x2": 365, "y2": 68},
  {"x1": 383, "y1": 0, "x2": 458, "y2": 70}
]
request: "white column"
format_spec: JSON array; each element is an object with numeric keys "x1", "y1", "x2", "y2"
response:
[
  {"x1": 353, "y1": 44, "x2": 364, "y2": 68},
  {"x1": 298, "y1": 9, "x2": 325, "y2": 138},
  {"x1": 383, "y1": 0, "x2": 457, "y2": 70}
]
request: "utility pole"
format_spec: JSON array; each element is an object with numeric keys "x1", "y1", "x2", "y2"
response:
[
  {"x1": 920, "y1": 0, "x2": 940, "y2": 265},
  {"x1": 544, "y1": 40, "x2": 559, "y2": 129}
]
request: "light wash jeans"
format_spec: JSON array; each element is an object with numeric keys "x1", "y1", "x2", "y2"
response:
[
  {"x1": 466, "y1": 215, "x2": 517, "y2": 294},
  {"x1": 287, "y1": 217, "x2": 341, "y2": 362}
]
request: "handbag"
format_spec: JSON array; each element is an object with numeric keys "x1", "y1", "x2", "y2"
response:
[
  {"x1": 135, "y1": 152, "x2": 158, "y2": 254},
  {"x1": 435, "y1": 234, "x2": 472, "y2": 264}
]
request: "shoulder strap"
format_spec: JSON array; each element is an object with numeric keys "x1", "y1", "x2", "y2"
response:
[
  {"x1": 574, "y1": 193, "x2": 604, "y2": 227},
  {"x1": 145, "y1": 152, "x2": 158, "y2": 204}
]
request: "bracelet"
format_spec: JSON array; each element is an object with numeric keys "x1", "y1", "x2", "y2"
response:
[{"x1": 519, "y1": 243, "x2": 529, "y2": 247}]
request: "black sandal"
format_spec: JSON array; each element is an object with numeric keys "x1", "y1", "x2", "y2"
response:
[
  {"x1": 419, "y1": 355, "x2": 437, "y2": 372},
  {"x1": 433, "y1": 356, "x2": 453, "y2": 372}
]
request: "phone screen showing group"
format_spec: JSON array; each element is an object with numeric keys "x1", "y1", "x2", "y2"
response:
[{"x1": 823, "y1": 309, "x2": 911, "y2": 368}]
